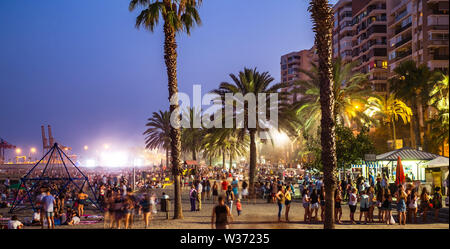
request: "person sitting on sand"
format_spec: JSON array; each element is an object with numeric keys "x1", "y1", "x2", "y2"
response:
[
  {"x1": 68, "y1": 212, "x2": 80, "y2": 226},
  {"x1": 8, "y1": 215, "x2": 23, "y2": 229}
]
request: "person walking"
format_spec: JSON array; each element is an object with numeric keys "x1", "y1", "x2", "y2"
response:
[
  {"x1": 211, "y1": 196, "x2": 233, "y2": 229},
  {"x1": 140, "y1": 194, "x2": 151, "y2": 228},
  {"x1": 275, "y1": 186, "x2": 285, "y2": 222},
  {"x1": 420, "y1": 187, "x2": 430, "y2": 223},
  {"x1": 367, "y1": 186, "x2": 375, "y2": 223},
  {"x1": 231, "y1": 177, "x2": 239, "y2": 199},
  {"x1": 77, "y1": 190, "x2": 88, "y2": 218},
  {"x1": 359, "y1": 190, "x2": 369, "y2": 224},
  {"x1": 335, "y1": 188, "x2": 343, "y2": 224},
  {"x1": 432, "y1": 187, "x2": 442, "y2": 222},
  {"x1": 189, "y1": 185, "x2": 198, "y2": 212},
  {"x1": 225, "y1": 185, "x2": 235, "y2": 212},
  {"x1": 407, "y1": 188, "x2": 418, "y2": 224},
  {"x1": 212, "y1": 181, "x2": 219, "y2": 204},
  {"x1": 285, "y1": 186, "x2": 292, "y2": 222},
  {"x1": 236, "y1": 199, "x2": 242, "y2": 216},
  {"x1": 376, "y1": 188, "x2": 385, "y2": 223},
  {"x1": 42, "y1": 190, "x2": 56, "y2": 229},
  {"x1": 302, "y1": 189, "x2": 311, "y2": 223},
  {"x1": 348, "y1": 188, "x2": 358, "y2": 224},
  {"x1": 396, "y1": 185, "x2": 407, "y2": 225},
  {"x1": 383, "y1": 189, "x2": 393, "y2": 225},
  {"x1": 310, "y1": 189, "x2": 319, "y2": 222}
]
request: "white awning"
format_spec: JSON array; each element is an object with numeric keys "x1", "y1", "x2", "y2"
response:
[{"x1": 423, "y1": 156, "x2": 449, "y2": 168}]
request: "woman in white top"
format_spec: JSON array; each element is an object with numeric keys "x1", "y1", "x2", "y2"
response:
[
  {"x1": 348, "y1": 188, "x2": 358, "y2": 224},
  {"x1": 407, "y1": 188, "x2": 418, "y2": 224}
]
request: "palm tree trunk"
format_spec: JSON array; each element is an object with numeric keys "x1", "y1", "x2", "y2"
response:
[
  {"x1": 417, "y1": 96, "x2": 425, "y2": 146},
  {"x1": 310, "y1": 0, "x2": 337, "y2": 229},
  {"x1": 163, "y1": 17, "x2": 183, "y2": 219},
  {"x1": 223, "y1": 151, "x2": 226, "y2": 170},
  {"x1": 392, "y1": 118, "x2": 397, "y2": 149},
  {"x1": 248, "y1": 129, "x2": 257, "y2": 199},
  {"x1": 409, "y1": 115, "x2": 415, "y2": 147},
  {"x1": 388, "y1": 122, "x2": 393, "y2": 147},
  {"x1": 229, "y1": 153, "x2": 233, "y2": 170},
  {"x1": 412, "y1": 99, "x2": 422, "y2": 149},
  {"x1": 209, "y1": 156, "x2": 212, "y2": 167},
  {"x1": 166, "y1": 149, "x2": 169, "y2": 173}
]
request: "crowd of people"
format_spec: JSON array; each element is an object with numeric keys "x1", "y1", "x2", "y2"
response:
[{"x1": 0, "y1": 163, "x2": 448, "y2": 229}]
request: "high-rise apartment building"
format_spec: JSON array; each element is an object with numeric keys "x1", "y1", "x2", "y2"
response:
[
  {"x1": 280, "y1": 46, "x2": 318, "y2": 103},
  {"x1": 333, "y1": 0, "x2": 354, "y2": 63},
  {"x1": 387, "y1": 0, "x2": 449, "y2": 74},
  {"x1": 351, "y1": 0, "x2": 389, "y2": 94}
]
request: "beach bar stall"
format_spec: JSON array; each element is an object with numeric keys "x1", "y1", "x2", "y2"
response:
[
  {"x1": 376, "y1": 147, "x2": 441, "y2": 183},
  {"x1": 422, "y1": 156, "x2": 449, "y2": 192}
]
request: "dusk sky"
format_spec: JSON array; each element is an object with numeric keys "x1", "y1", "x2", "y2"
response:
[{"x1": 0, "y1": 0, "x2": 338, "y2": 157}]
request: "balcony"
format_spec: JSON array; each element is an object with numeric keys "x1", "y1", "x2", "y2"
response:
[
  {"x1": 394, "y1": 36, "x2": 412, "y2": 48},
  {"x1": 429, "y1": 25, "x2": 450, "y2": 31},
  {"x1": 395, "y1": 10, "x2": 409, "y2": 23},
  {"x1": 395, "y1": 22, "x2": 412, "y2": 35},
  {"x1": 392, "y1": 49, "x2": 412, "y2": 62},
  {"x1": 433, "y1": 54, "x2": 449, "y2": 60},
  {"x1": 429, "y1": 39, "x2": 449, "y2": 47}
]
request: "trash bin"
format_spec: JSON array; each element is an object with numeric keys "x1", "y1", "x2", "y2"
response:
[{"x1": 160, "y1": 198, "x2": 170, "y2": 219}]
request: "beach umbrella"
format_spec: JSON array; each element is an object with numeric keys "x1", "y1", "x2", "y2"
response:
[{"x1": 395, "y1": 156, "x2": 405, "y2": 185}]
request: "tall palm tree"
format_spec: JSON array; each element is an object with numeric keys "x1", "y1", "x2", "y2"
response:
[
  {"x1": 389, "y1": 60, "x2": 437, "y2": 149},
  {"x1": 212, "y1": 68, "x2": 289, "y2": 198},
  {"x1": 295, "y1": 58, "x2": 373, "y2": 134},
  {"x1": 309, "y1": 0, "x2": 337, "y2": 229},
  {"x1": 365, "y1": 95, "x2": 413, "y2": 149},
  {"x1": 130, "y1": 0, "x2": 203, "y2": 219},
  {"x1": 144, "y1": 110, "x2": 171, "y2": 168}
]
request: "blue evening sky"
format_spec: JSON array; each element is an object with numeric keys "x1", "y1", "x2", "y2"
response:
[{"x1": 0, "y1": 0, "x2": 338, "y2": 156}]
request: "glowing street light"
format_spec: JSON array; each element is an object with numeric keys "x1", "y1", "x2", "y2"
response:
[
  {"x1": 15, "y1": 148, "x2": 21, "y2": 154},
  {"x1": 84, "y1": 145, "x2": 88, "y2": 150},
  {"x1": 104, "y1": 144, "x2": 110, "y2": 150},
  {"x1": 30, "y1": 147, "x2": 36, "y2": 153}
]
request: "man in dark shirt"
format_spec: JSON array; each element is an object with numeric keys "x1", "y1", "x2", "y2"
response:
[{"x1": 211, "y1": 196, "x2": 233, "y2": 229}]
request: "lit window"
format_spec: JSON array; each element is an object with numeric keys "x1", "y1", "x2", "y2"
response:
[{"x1": 382, "y1": 61, "x2": 388, "y2": 69}]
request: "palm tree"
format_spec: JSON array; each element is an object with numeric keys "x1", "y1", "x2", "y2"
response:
[
  {"x1": 428, "y1": 74, "x2": 449, "y2": 154},
  {"x1": 212, "y1": 68, "x2": 289, "y2": 198},
  {"x1": 181, "y1": 108, "x2": 204, "y2": 161},
  {"x1": 295, "y1": 58, "x2": 373, "y2": 135},
  {"x1": 144, "y1": 110, "x2": 171, "y2": 168},
  {"x1": 129, "y1": 0, "x2": 203, "y2": 219},
  {"x1": 389, "y1": 60, "x2": 437, "y2": 149},
  {"x1": 309, "y1": 0, "x2": 337, "y2": 229},
  {"x1": 365, "y1": 95, "x2": 413, "y2": 149}
]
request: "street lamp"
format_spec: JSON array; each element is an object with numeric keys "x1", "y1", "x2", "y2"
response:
[
  {"x1": 84, "y1": 145, "x2": 88, "y2": 151},
  {"x1": 15, "y1": 148, "x2": 21, "y2": 154}
]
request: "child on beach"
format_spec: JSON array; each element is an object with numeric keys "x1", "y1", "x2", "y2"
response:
[{"x1": 236, "y1": 199, "x2": 242, "y2": 216}]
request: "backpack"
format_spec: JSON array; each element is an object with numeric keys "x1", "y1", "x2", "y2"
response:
[{"x1": 191, "y1": 189, "x2": 198, "y2": 199}]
